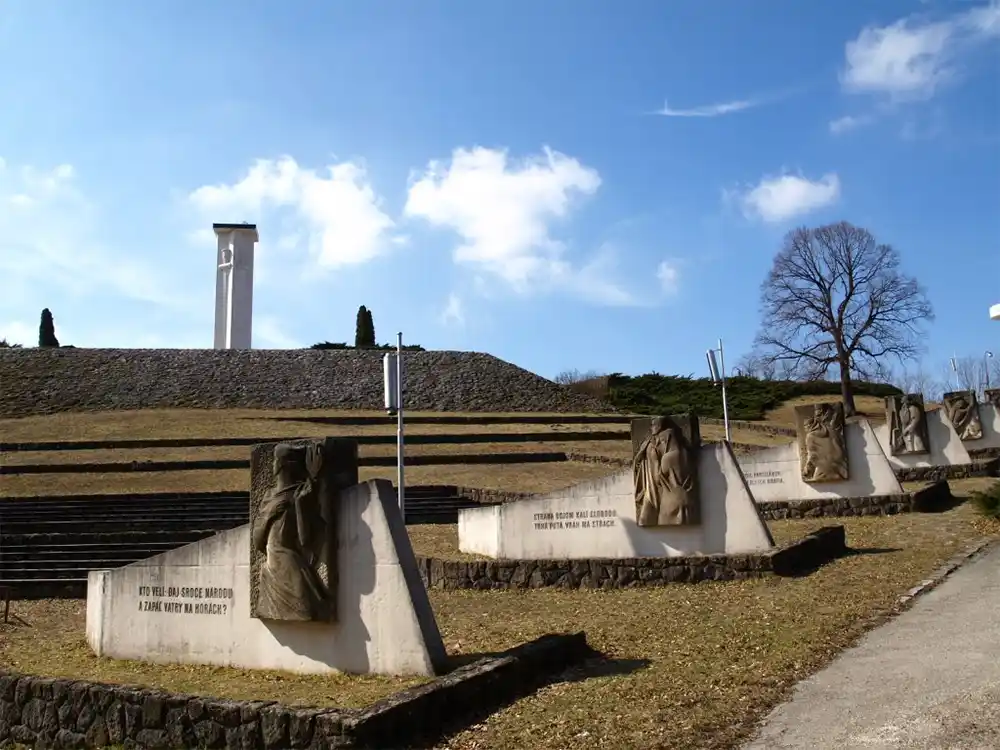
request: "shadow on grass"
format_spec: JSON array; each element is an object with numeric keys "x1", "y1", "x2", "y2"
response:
[
  {"x1": 396, "y1": 650, "x2": 648, "y2": 749},
  {"x1": 917, "y1": 495, "x2": 966, "y2": 514},
  {"x1": 777, "y1": 545, "x2": 903, "y2": 579}
]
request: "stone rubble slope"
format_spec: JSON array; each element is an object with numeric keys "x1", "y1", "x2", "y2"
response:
[{"x1": 0, "y1": 349, "x2": 616, "y2": 417}]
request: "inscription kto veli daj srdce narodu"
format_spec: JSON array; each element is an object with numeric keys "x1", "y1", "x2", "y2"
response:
[{"x1": 136, "y1": 585, "x2": 233, "y2": 615}]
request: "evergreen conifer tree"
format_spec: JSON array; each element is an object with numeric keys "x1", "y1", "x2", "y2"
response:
[{"x1": 38, "y1": 308, "x2": 60, "y2": 348}]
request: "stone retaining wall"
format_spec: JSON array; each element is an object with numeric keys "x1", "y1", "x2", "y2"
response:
[
  {"x1": 415, "y1": 526, "x2": 846, "y2": 590},
  {"x1": 0, "y1": 633, "x2": 591, "y2": 749},
  {"x1": 0, "y1": 348, "x2": 613, "y2": 418},
  {"x1": 894, "y1": 458, "x2": 999, "y2": 483}
]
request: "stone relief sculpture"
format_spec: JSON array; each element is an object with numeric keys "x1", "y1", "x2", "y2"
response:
[
  {"x1": 795, "y1": 402, "x2": 849, "y2": 483},
  {"x1": 886, "y1": 393, "x2": 930, "y2": 455},
  {"x1": 631, "y1": 415, "x2": 700, "y2": 527},
  {"x1": 985, "y1": 389, "x2": 1000, "y2": 409},
  {"x1": 942, "y1": 390, "x2": 983, "y2": 441},
  {"x1": 250, "y1": 438, "x2": 358, "y2": 623}
]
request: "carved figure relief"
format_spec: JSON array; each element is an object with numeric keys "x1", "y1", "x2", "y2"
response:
[
  {"x1": 886, "y1": 394, "x2": 930, "y2": 455},
  {"x1": 985, "y1": 389, "x2": 1000, "y2": 410},
  {"x1": 631, "y1": 415, "x2": 700, "y2": 527},
  {"x1": 795, "y1": 402, "x2": 849, "y2": 483},
  {"x1": 249, "y1": 439, "x2": 358, "y2": 623},
  {"x1": 942, "y1": 390, "x2": 983, "y2": 441}
]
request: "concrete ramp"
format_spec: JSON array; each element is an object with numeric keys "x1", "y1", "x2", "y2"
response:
[
  {"x1": 739, "y1": 420, "x2": 903, "y2": 504},
  {"x1": 873, "y1": 409, "x2": 973, "y2": 471},
  {"x1": 86, "y1": 479, "x2": 447, "y2": 677},
  {"x1": 458, "y1": 442, "x2": 774, "y2": 560}
]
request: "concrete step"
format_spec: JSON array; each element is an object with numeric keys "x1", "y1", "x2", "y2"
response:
[
  {"x1": 0, "y1": 546, "x2": 191, "y2": 562},
  {"x1": 0, "y1": 579, "x2": 86, "y2": 599}
]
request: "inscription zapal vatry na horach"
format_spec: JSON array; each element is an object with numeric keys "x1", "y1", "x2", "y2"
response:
[
  {"x1": 136, "y1": 584, "x2": 234, "y2": 616},
  {"x1": 532, "y1": 509, "x2": 617, "y2": 531}
]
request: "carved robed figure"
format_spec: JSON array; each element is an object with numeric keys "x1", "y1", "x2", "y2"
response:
[
  {"x1": 250, "y1": 438, "x2": 358, "y2": 623},
  {"x1": 796, "y1": 402, "x2": 849, "y2": 483},
  {"x1": 886, "y1": 393, "x2": 929, "y2": 455},
  {"x1": 631, "y1": 415, "x2": 700, "y2": 527},
  {"x1": 942, "y1": 390, "x2": 983, "y2": 441}
]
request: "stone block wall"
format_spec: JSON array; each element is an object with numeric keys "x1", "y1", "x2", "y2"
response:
[
  {"x1": 414, "y1": 526, "x2": 847, "y2": 590},
  {"x1": 0, "y1": 633, "x2": 592, "y2": 749}
]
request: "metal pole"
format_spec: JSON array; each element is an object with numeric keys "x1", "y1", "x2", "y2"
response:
[
  {"x1": 986, "y1": 352, "x2": 994, "y2": 391},
  {"x1": 719, "y1": 338, "x2": 731, "y2": 442},
  {"x1": 396, "y1": 332, "x2": 405, "y2": 519}
]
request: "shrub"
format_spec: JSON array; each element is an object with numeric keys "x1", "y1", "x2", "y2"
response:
[
  {"x1": 603, "y1": 373, "x2": 901, "y2": 420},
  {"x1": 971, "y1": 481, "x2": 1000, "y2": 520},
  {"x1": 310, "y1": 341, "x2": 425, "y2": 352}
]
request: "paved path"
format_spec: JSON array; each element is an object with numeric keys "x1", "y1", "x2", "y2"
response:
[{"x1": 742, "y1": 542, "x2": 1000, "y2": 750}]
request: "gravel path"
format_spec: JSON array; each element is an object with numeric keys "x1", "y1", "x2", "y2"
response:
[{"x1": 741, "y1": 542, "x2": 1000, "y2": 749}]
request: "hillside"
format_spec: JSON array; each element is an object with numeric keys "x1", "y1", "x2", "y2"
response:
[
  {"x1": 570, "y1": 373, "x2": 901, "y2": 420},
  {"x1": 0, "y1": 349, "x2": 616, "y2": 418}
]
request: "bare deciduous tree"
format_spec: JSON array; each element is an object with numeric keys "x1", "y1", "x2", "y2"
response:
[
  {"x1": 750, "y1": 222, "x2": 933, "y2": 416},
  {"x1": 893, "y1": 364, "x2": 942, "y2": 401},
  {"x1": 553, "y1": 368, "x2": 604, "y2": 385},
  {"x1": 945, "y1": 353, "x2": 996, "y2": 398}
]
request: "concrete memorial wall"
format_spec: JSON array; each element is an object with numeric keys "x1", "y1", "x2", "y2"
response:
[
  {"x1": 86, "y1": 477, "x2": 448, "y2": 677},
  {"x1": 873, "y1": 408, "x2": 973, "y2": 471},
  {"x1": 458, "y1": 419, "x2": 774, "y2": 560},
  {"x1": 981, "y1": 390, "x2": 1000, "y2": 450},
  {"x1": 739, "y1": 418, "x2": 903, "y2": 504}
]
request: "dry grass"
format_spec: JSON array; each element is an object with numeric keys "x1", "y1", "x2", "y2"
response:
[
  {"x1": 0, "y1": 494, "x2": 994, "y2": 750},
  {"x1": 0, "y1": 409, "x2": 623, "y2": 443},
  {"x1": 0, "y1": 409, "x2": 786, "y2": 449},
  {"x1": 0, "y1": 440, "x2": 635, "y2": 467},
  {"x1": 0, "y1": 599, "x2": 426, "y2": 708},
  {"x1": 0, "y1": 461, "x2": 618, "y2": 498},
  {"x1": 763, "y1": 394, "x2": 888, "y2": 427}
]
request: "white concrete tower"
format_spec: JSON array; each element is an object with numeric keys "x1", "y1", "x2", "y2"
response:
[{"x1": 213, "y1": 222, "x2": 258, "y2": 349}]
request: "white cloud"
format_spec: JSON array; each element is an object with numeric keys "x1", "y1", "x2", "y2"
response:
[
  {"x1": 829, "y1": 114, "x2": 874, "y2": 135},
  {"x1": 840, "y1": 3, "x2": 1000, "y2": 101},
  {"x1": 733, "y1": 172, "x2": 842, "y2": 224},
  {"x1": 656, "y1": 260, "x2": 681, "y2": 296},
  {"x1": 0, "y1": 157, "x2": 184, "y2": 310},
  {"x1": 657, "y1": 98, "x2": 758, "y2": 118},
  {"x1": 188, "y1": 156, "x2": 400, "y2": 270},
  {"x1": 405, "y1": 146, "x2": 636, "y2": 305},
  {"x1": 440, "y1": 293, "x2": 465, "y2": 326}
]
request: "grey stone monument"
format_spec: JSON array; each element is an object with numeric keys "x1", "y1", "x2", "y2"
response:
[
  {"x1": 885, "y1": 393, "x2": 930, "y2": 455},
  {"x1": 249, "y1": 438, "x2": 359, "y2": 622},
  {"x1": 630, "y1": 414, "x2": 701, "y2": 527},
  {"x1": 942, "y1": 390, "x2": 984, "y2": 441},
  {"x1": 795, "y1": 402, "x2": 849, "y2": 483}
]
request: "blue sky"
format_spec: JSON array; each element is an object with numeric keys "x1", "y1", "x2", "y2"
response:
[{"x1": 1, "y1": 0, "x2": 997, "y2": 382}]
